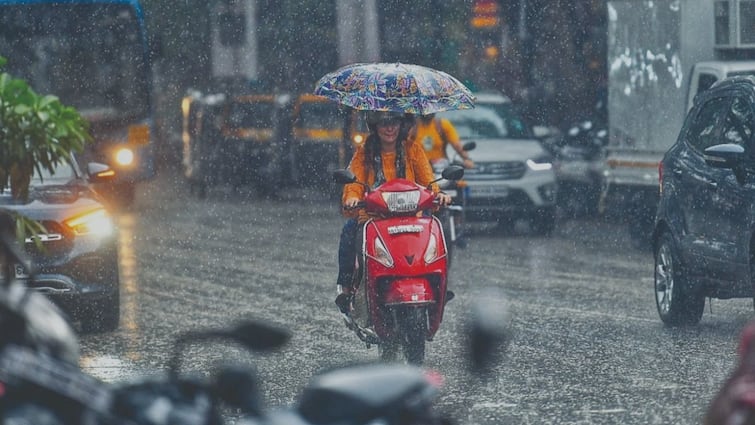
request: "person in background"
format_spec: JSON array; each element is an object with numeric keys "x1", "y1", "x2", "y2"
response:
[
  {"x1": 415, "y1": 113, "x2": 474, "y2": 169},
  {"x1": 335, "y1": 111, "x2": 451, "y2": 313}
]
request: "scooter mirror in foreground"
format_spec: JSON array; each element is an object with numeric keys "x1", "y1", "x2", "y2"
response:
[
  {"x1": 168, "y1": 319, "x2": 290, "y2": 375},
  {"x1": 226, "y1": 320, "x2": 291, "y2": 352},
  {"x1": 333, "y1": 169, "x2": 357, "y2": 185},
  {"x1": 441, "y1": 165, "x2": 464, "y2": 181},
  {"x1": 463, "y1": 141, "x2": 476, "y2": 152},
  {"x1": 467, "y1": 288, "x2": 512, "y2": 376}
]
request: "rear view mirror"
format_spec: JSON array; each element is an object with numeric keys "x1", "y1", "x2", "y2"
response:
[
  {"x1": 333, "y1": 169, "x2": 357, "y2": 185},
  {"x1": 87, "y1": 162, "x2": 115, "y2": 182},
  {"x1": 441, "y1": 165, "x2": 464, "y2": 181},
  {"x1": 463, "y1": 141, "x2": 477, "y2": 152},
  {"x1": 704, "y1": 144, "x2": 745, "y2": 169}
]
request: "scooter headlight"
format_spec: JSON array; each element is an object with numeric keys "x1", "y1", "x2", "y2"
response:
[
  {"x1": 424, "y1": 234, "x2": 439, "y2": 264},
  {"x1": 382, "y1": 190, "x2": 420, "y2": 213},
  {"x1": 373, "y1": 237, "x2": 394, "y2": 267}
]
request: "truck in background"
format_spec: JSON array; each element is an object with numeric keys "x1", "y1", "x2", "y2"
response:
[{"x1": 602, "y1": 0, "x2": 755, "y2": 245}]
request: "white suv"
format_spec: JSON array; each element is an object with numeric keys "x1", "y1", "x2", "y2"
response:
[{"x1": 437, "y1": 93, "x2": 558, "y2": 235}]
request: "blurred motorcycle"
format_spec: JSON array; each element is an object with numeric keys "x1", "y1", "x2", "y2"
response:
[
  {"x1": 431, "y1": 142, "x2": 475, "y2": 268},
  {"x1": 0, "y1": 211, "x2": 111, "y2": 425},
  {"x1": 553, "y1": 120, "x2": 607, "y2": 218}
]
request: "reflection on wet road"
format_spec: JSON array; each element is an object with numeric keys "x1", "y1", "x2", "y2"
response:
[{"x1": 79, "y1": 212, "x2": 142, "y2": 381}]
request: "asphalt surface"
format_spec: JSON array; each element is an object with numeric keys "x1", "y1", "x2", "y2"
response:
[{"x1": 78, "y1": 166, "x2": 755, "y2": 424}]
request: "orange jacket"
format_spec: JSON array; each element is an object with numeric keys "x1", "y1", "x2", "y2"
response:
[
  {"x1": 415, "y1": 118, "x2": 462, "y2": 161},
  {"x1": 343, "y1": 140, "x2": 439, "y2": 221}
]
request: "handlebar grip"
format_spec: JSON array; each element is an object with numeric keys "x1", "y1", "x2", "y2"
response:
[{"x1": 342, "y1": 201, "x2": 366, "y2": 211}]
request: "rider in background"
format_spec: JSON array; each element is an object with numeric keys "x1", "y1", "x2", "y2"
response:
[
  {"x1": 335, "y1": 111, "x2": 451, "y2": 313},
  {"x1": 415, "y1": 114, "x2": 475, "y2": 169}
]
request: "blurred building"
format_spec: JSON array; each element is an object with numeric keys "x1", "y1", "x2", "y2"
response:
[{"x1": 145, "y1": 0, "x2": 607, "y2": 161}]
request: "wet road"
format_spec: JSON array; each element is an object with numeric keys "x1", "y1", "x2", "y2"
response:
[{"x1": 79, "y1": 167, "x2": 754, "y2": 424}]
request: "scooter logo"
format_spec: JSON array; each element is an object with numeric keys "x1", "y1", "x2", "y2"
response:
[{"x1": 387, "y1": 224, "x2": 423, "y2": 234}]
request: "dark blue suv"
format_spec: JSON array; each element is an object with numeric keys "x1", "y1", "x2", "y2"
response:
[{"x1": 653, "y1": 76, "x2": 755, "y2": 326}]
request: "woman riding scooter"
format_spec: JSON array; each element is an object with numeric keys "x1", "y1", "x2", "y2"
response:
[{"x1": 334, "y1": 111, "x2": 451, "y2": 313}]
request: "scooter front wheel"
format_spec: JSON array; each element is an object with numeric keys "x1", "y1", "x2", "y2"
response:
[{"x1": 399, "y1": 307, "x2": 427, "y2": 365}]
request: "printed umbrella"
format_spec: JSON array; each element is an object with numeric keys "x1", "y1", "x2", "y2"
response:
[{"x1": 313, "y1": 62, "x2": 475, "y2": 115}]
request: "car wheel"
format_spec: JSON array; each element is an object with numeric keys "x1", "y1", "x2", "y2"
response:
[
  {"x1": 81, "y1": 292, "x2": 120, "y2": 333},
  {"x1": 654, "y1": 232, "x2": 704, "y2": 326}
]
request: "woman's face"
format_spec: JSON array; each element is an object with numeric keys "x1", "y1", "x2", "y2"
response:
[{"x1": 376, "y1": 119, "x2": 401, "y2": 148}]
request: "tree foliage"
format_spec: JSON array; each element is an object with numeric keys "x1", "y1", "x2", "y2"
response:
[{"x1": 0, "y1": 56, "x2": 91, "y2": 201}]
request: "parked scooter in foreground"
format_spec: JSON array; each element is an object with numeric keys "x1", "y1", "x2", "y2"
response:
[{"x1": 333, "y1": 165, "x2": 464, "y2": 365}]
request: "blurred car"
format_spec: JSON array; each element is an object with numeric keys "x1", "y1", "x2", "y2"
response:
[
  {"x1": 438, "y1": 98, "x2": 558, "y2": 235},
  {"x1": 0, "y1": 156, "x2": 120, "y2": 332},
  {"x1": 653, "y1": 76, "x2": 755, "y2": 326}
]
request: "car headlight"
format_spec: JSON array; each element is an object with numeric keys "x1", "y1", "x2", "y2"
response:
[
  {"x1": 424, "y1": 234, "x2": 439, "y2": 264},
  {"x1": 527, "y1": 155, "x2": 553, "y2": 171},
  {"x1": 64, "y1": 208, "x2": 114, "y2": 236},
  {"x1": 373, "y1": 237, "x2": 394, "y2": 267},
  {"x1": 382, "y1": 190, "x2": 420, "y2": 213},
  {"x1": 114, "y1": 147, "x2": 135, "y2": 166}
]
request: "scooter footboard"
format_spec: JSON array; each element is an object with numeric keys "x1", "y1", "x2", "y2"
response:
[{"x1": 381, "y1": 278, "x2": 435, "y2": 306}]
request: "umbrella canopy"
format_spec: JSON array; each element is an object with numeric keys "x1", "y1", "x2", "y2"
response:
[{"x1": 313, "y1": 62, "x2": 475, "y2": 115}]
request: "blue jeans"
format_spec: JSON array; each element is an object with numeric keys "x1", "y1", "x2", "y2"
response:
[{"x1": 337, "y1": 218, "x2": 360, "y2": 287}]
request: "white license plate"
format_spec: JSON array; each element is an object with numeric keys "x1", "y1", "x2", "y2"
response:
[
  {"x1": 469, "y1": 186, "x2": 510, "y2": 197},
  {"x1": 0, "y1": 264, "x2": 29, "y2": 280}
]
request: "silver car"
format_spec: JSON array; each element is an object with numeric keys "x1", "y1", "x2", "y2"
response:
[{"x1": 438, "y1": 95, "x2": 558, "y2": 235}]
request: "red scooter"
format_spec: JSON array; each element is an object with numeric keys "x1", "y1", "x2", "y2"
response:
[{"x1": 333, "y1": 165, "x2": 464, "y2": 364}]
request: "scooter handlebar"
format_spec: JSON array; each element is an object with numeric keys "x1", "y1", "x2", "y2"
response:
[{"x1": 342, "y1": 201, "x2": 366, "y2": 211}]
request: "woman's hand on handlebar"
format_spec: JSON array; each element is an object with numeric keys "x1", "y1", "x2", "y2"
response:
[
  {"x1": 343, "y1": 197, "x2": 362, "y2": 210},
  {"x1": 436, "y1": 192, "x2": 452, "y2": 207}
]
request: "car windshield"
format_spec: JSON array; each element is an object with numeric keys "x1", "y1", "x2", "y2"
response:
[
  {"x1": 1, "y1": 162, "x2": 76, "y2": 192},
  {"x1": 31, "y1": 162, "x2": 76, "y2": 188},
  {"x1": 439, "y1": 104, "x2": 531, "y2": 139}
]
